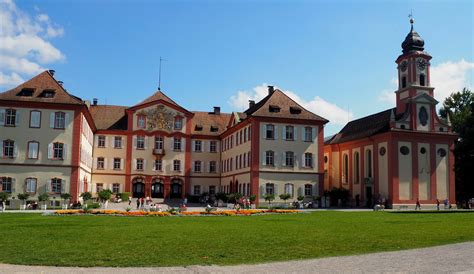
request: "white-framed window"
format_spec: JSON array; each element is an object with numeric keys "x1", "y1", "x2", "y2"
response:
[
  {"x1": 304, "y1": 127, "x2": 312, "y2": 142},
  {"x1": 1, "y1": 177, "x2": 13, "y2": 193},
  {"x1": 304, "y1": 153, "x2": 313, "y2": 168},
  {"x1": 265, "y1": 183, "x2": 274, "y2": 195},
  {"x1": 155, "y1": 136, "x2": 163, "y2": 149},
  {"x1": 194, "y1": 185, "x2": 201, "y2": 195},
  {"x1": 53, "y1": 142, "x2": 64, "y2": 159},
  {"x1": 174, "y1": 117, "x2": 183, "y2": 130},
  {"x1": 29, "y1": 111, "x2": 41, "y2": 128},
  {"x1": 136, "y1": 159, "x2": 144, "y2": 170},
  {"x1": 304, "y1": 184, "x2": 312, "y2": 196},
  {"x1": 173, "y1": 160, "x2": 181, "y2": 171},
  {"x1": 285, "y1": 151, "x2": 294, "y2": 167},
  {"x1": 265, "y1": 124, "x2": 275, "y2": 139},
  {"x1": 265, "y1": 151, "x2": 274, "y2": 166},
  {"x1": 27, "y1": 141, "x2": 39, "y2": 159},
  {"x1": 194, "y1": 140, "x2": 202, "y2": 152},
  {"x1": 54, "y1": 112, "x2": 66, "y2": 129},
  {"x1": 113, "y1": 158, "x2": 121, "y2": 169},
  {"x1": 285, "y1": 126, "x2": 294, "y2": 140},
  {"x1": 97, "y1": 157, "x2": 105, "y2": 169},
  {"x1": 137, "y1": 115, "x2": 146, "y2": 129},
  {"x1": 25, "y1": 178, "x2": 37, "y2": 193},
  {"x1": 209, "y1": 161, "x2": 216, "y2": 173},
  {"x1": 210, "y1": 141, "x2": 217, "y2": 152},
  {"x1": 98, "y1": 136, "x2": 106, "y2": 148},
  {"x1": 51, "y1": 178, "x2": 62, "y2": 194},
  {"x1": 136, "y1": 136, "x2": 145, "y2": 149},
  {"x1": 173, "y1": 137, "x2": 181, "y2": 151},
  {"x1": 3, "y1": 140, "x2": 15, "y2": 158},
  {"x1": 194, "y1": 161, "x2": 202, "y2": 173},
  {"x1": 5, "y1": 109, "x2": 17, "y2": 126},
  {"x1": 154, "y1": 160, "x2": 162, "y2": 171},
  {"x1": 114, "y1": 136, "x2": 122, "y2": 148},
  {"x1": 112, "y1": 183, "x2": 120, "y2": 194},
  {"x1": 284, "y1": 183, "x2": 294, "y2": 198}
]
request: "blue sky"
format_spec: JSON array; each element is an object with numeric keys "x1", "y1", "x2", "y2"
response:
[{"x1": 1, "y1": 0, "x2": 473, "y2": 135}]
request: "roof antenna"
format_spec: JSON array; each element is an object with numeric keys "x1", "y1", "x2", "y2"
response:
[{"x1": 158, "y1": 56, "x2": 167, "y2": 91}]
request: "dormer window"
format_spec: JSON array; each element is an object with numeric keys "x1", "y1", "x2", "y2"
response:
[
  {"x1": 17, "y1": 88, "x2": 34, "y2": 97},
  {"x1": 289, "y1": 107, "x2": 302, "y2": 114},
  {"x1": 210, "y1": 126, "x2": 218, "y2": 132},
  {"x1": 269, "y1": 105, "x2": 280, "y2": 113},
  {"x1": 195, "y1": 124, "x2": 203, "y2": 131},
  {"x1": 38, "y1": 89, "x2": 55, "y2": 98}
]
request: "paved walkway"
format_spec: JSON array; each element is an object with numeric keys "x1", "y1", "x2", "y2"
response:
[{"x1": 0, "y1": 242, "x2": 472, "y2": 273}]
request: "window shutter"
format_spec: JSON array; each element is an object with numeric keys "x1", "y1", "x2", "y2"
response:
[
  {"x1": 64, "y1": 113, "x2": 70, "y2": 127},
  {"x1": 152, "y1": 161, "x2": 156, "y2": 171},
  {"x1": 50, "y1": 113, "x2": 55, "y2": 128},
  {"x1": 13, "y1": 143, "x2": 18, "y2": 158},
  {"x1": 46, "y1": 180, "x2": 51, "y2": 193},
  {"x1": 262, "y1": 152, "x2": 266, "y2": 165},
  {"x1": 109, "y1": 136, "x2": 114, "y2": 148},
  {"x1": 312, "y1": 127, "x2": 317, "y2": 143},
  {"x1": 120, "y1": 159, "x2": 124, "y2": 170},
  {"x1": 192, "y1": 140, "x2": 195, "y2": 152},
  {"x1": 274, "y1": 183, "x2": 278, "y2": 196},
  {"x1": 301, "y1": 127, "x2": 305, "y2": 141},
  {"x1": 144, "y1": 136, "x2": 148, "y2": 149},
  {"x1": 298, "y1": 186, "x2": 303, "y2": 197},
  {"x1": 94, "y1": 135, "x2": 99, "y2": 147},
  {"x1": 103, "y1": 136, "x2": 108, "y2": 148},
  {"x1": 170, "y1": 139, "x2": 174, "y2": 150},
  {"x1": 192, "y1": 161, "x2": 195, "y2": 172},
  {"x1": 312, "y1": 183, "x2": 318, "y2": 197},
  {"x1": 133, "y1": 159, "x2": 137, "y2": 170},
  {"x1": 93, "y1": 157, "x2": 97, "y2": 169},
  {"x1": 294, "y1": 127, "x2": 297, "y2": 140},
  {"x1": 261, "y1": 124, "x2": 266, "y2": 139},
  {"x1": 282, "y1": 152, "x2": 286, "y2": 166},
  {"x1": 15, "y1": 110, "x2": 20, "y2": 126},
  {"x1": 181, "y1": 138, "x2": 184, "y2": 150},
  {"x1": 63, "y1": 144, "x2": 68, "y2": 160},
  {"x1": 294, "y1": 154, "x2": 298, "y2": 167},
  {"x1": 133, "y1": 136, "x2": 137, "y2": 149},
  {"x1": 143, "y1": 160, "x2": 147, "y2": 170},
  {"x1": 61, "y1": 179, "x2": 66, "y2": 194},
  {"x1": 302, "y1": 154, "x2": 306, "y2": 167},
  {"x1": 216, "y1": 141, "x2": 220, "y2": 152},
  {"x1": 274, "y1": 125, "x2": 278, "y2": 140},
  {"x1": 312, "y1": 153, "x2": 315, "y2": 168},
  {"x1": 0, "y1": 142, "x2": 3, "y2": 157},
  {"x1": 0, "y1": 109, "x2": 5, "y2": 126},
  {"x1": 48, "y1": 143, "x2": 53, "y2": 159},
  {"x1": 11, "y1": 178, "x2": 16, "y2": 193},
  {"x1": 282, "y1": 126, "x2": 286, "y2": 140}
]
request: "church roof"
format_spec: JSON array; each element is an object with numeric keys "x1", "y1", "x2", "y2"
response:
[
  {"x1": 401, "y1": 19, "x2": 425, "y2": 54},
  {"x1": 0, "y1": 70, "x2": 84, "y2": 105},
  {"x1": 90, "y1": 105, "x2": 128, "y2": 130},
  {"x1": 244, "y1": 89, "x2": 328, "y2": 122},
  {"x1": 327, "y1": 108, "x2": 394, "y2": 145}
]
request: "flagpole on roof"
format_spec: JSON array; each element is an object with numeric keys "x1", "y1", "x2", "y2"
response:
[{"x1": 158, "y1": 57, "x2": 167, "y2": 91}]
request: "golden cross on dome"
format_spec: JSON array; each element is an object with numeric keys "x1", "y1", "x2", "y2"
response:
[{"x1": 408, "y1": 10, "x2": 414, "y2": 25}]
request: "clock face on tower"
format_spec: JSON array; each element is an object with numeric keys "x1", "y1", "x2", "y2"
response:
[
  {"x1": 417, "y1": 59, "x2": 427, "y2": 71},
  {"x1": 400, "y1": 61, "x2": 408, "y2": 72}
]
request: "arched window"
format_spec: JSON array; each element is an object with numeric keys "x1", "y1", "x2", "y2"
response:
[
  {"x1": 401, "y1": 76, "x2": 407, "y2": 88},
  {"x1": 354, "y1": 152, "x2": 360, "y2": 184},
  {"x1": 366, "y1": 149, "x2": 372, "y2": 178},
  {"x1": 419, "y1": 74, "x2": 425, "y2": 86},
  {"x1": 343, "y1": 154, "x2": 349, "y2": 184}
]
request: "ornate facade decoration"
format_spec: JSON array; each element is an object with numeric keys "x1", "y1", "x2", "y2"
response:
[{"x1": 138, "y1": 105, "x2": 174, "y2": 131}]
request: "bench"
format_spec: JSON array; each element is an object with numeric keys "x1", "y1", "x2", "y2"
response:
[{"x1": 398, "y1": 205, "x2": 409, "y2": 210}]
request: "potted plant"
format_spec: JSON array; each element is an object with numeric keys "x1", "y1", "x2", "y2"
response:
[
  {"x1": 98, "y1": 189, "x2": 112, "y2": 209},
  {"x1": 263, "y1": 194, "x2": 275, "y2": 206},
  {"x1": 17, "y1": 193, "x2": 29, "y2": 210},
  {"x1": 60, "y1": 193, "x2": 72, "y2": 209},
  {"x1": 0, "y1": 192, "x2": 10, "y2": 212},
  {"x1": 38, "y1": 193, "x2": 49, "y2": 210}
]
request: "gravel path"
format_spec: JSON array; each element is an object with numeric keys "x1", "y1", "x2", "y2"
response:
[{"x1": 1, "y1": 242, "x2": 473, "y2": 273}]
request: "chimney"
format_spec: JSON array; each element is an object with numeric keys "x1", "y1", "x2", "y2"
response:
[
  {"x1": 93, "y1": 98, "x2": 98, "y2": 106},
  {"x1": 213, "y1": 106, "x2": 221, "y2": 115},
  {"x1": 57, "y1": 81, "x2": 64, "y2": 86},
  {"x1": 249, "y1": 100, "x2": 255, "y2": 108},
  {"x1": 48, "y1": 70, "x2": 55, "y2": 77},
  {"x1": 268, "y1": 85, "x2": 274, "y2": 95}
]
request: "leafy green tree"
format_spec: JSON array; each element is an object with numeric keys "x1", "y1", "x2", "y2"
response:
[
  {"x1": 38, "y1": 193, "x2": 49, "y2": 210},
  {"x1": 98, "y1": 189, "x2": 112, "y2": 202},
  {"x1": 279, "y1": 193, "x2": 291, "y2": 203},
  {"x1": 0, "y1": 192, "x2": 9, "y2": 202},
  {"x1": 263, "y1": 194, "x2": 275, "y2": 205},
  {"x1": 80, "y1": 192, "x2": 92, "y2": 203},
  {"x1": 439, "y1": 88, "x2": 474, "y2": 204}
]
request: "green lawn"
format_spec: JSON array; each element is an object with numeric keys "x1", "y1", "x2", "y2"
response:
[{"x1": 0, "y1": 211, "x2": 473, "y2": 267}]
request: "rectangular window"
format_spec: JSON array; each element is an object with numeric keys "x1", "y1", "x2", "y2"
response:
[
  {"x1": 304, "y1": 127, "x2": 312, "y2": 142},
  {"x1": 155, "y1": 136, "x2": 163, "y2": 149},
  {"x1": 53, "y1": 143, "x2": 64, "y2": 159},
  {"x1": 174, "y1": 117, "x2": 183, "y2": 130},
  {"x1": 3, "y1": 140, "x2": 14, "y2": 158},
  {"x1": 265, "y1": 183, "x2": 274, "y2": 195},
  {"x1": 304, "y1": 184, "x2": 312, "y2": 196},
  {"x1": 304, "y1": 153, "x2": 313, "y2": 167},
  {"x1": 194, "y1": 185, "x2": 201, "y2": 195},
  {"x1": 173, "y1": 160, "x2": 181, "y2": 171},
  {"x1": 114, "y1": 158, "x2": 121, "y2": 169},
  {"x1": 210, "y1": 141, "x2": 217, "y2": 153},
  {"x1": 285, "y1": 126, "x2": 294, "y2": 140},
  {"x1": 265, "y1": 151, "x2": 274, "y2": 166},
  {"x1": 27, "y1": 142, "x2": 39, "y2": 159},
  {"x1": 136, "y1": 136, "x2": 145, "y2": 149},
  {"x1": 98, "y1": 136, "x2": 106, "y2": 148},
  {"x1": 51, "y1": 178, "x2": 62, "y2": 194},
  {"x1": 136, "y1": 159, "x2": 144, "y2": 170},
  {"x1": 114, "y1": 136, "x2": 122, "y2": 148},
  {"x1": 285, "y1": 151, "x2": 294, "y2": 167},
  {"x1": 26, "y1": 178, "x2": 37, "y2": 193},
  {"x1": 97, "y1": 157, "x2": 105, "y2": 169},
  {"x1": 173, "y1": 137, "x2": 181, "y2": 151},
  {"x1": 194, "y1": 161, "x2": 201, "y2": 173},
  {"x1": 112, "y1": 183, "x2": 120, "y2": 194},
  {"x1": 54, "y1": 112, "x2": 65, "y2": 129},
  {"x1": 194, "y1": 140, "x2": 202, "y2": 152},
  {"x1": 96, "y1": 183, "x2": 103, "y2": 193},
  {"x1": 209, "y1": 186, "x2": 216, "y2": 195},
  {"x1": 209, "y1": 161, "x2": 216, "y2": 173},
  {"x1": 5, "y1": 109, "x2": 16, "y2": 126},
  {"x1": 30, "y1": 111, "x2": 41, "y2": 128},
  {"x1": 154, "y1": 160, "x2": 162, "y2": 171},
  {"x1": 1, "y1": 177, "x2": 12, "y2": 193},
  {"x1": 265, "y1": 124, "x2": 274, "y2": 139},
  {"x1": 137, "y1": 115, "x2": 146, "y2": 129},
  {"x1": 284, "y1": 183, "x2": 294, "y2": 198}
]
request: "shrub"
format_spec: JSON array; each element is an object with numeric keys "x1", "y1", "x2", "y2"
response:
[
  {"x1": 227, "y1": 193, "x2": 236, "y2": 204},
  {"x1": 17, "y1": 193, "x2": 30, "y2": 201},
  {"x1": 249, "y1": 195, "x2": 256, "y2": 203},
  {"x1": 119, "y1": 192, "x2": 130, "y2": 201},
  {"x1": 80, "y1": 192, "x2": 92, "y2": 202},
  {"x1": 88, "y1": 203, "x2": 100, "y2": 209},
  {"x1": 38, "y1": 193, "x2": 49, "y2": 202},
  {"x1": 263, "y1": 194, "x2": 275, "y2": 205},
  {"x1": 98, "y1": 189, "x2": 113, "y2": 202},
  {"x1": 186, "y1": 195, "x2": 200, "y2": 203},
  {"x1": 279, "y1": 193, "x2": 291, "y2": 202},
  {"x1": 0, "y1": 192, "x2": 9, "y2": 202},
  {"x1": 60, "y1": 193, "x2": 72, "y2": 201},
  {"x1": 215, "y1": 192, "x2": 228, "y2": 203},
  {"x1": 297, "y1": 195, "x2": 305, "y2": 202}
]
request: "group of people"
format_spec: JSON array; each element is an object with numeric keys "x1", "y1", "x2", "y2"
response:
[
  {"x1": 415, "y1": 198, "x2": 452, "y2": 210},
  {"x1": 134, "y1": 197, "x2": 162, "y2": 212}
]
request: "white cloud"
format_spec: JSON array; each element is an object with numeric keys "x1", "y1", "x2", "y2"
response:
[
  {"x1": 229, "y1": 84, "x2": 354, "y2": 125},
  {"x1": 378, "y1": 60, "x2": 474, "y2": 104},
  {"x1": 0, "y1": 0, "x2": 65, "y2": 88}
]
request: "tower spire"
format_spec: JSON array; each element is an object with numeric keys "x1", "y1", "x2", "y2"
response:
[{"x1": 408, "y1": 11, "x2": 414, "y2": 31}]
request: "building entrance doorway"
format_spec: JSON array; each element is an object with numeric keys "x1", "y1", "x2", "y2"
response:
[
  {"x1": 365, "y1": 186, "x2": 373, "y2": 208},
  {"x1": 132, "y1": 180, "x2": 145, "y2": 198},
  {"x1": 170, "y1": 179, "x2": 182, "y2": 198},
  {"x1": 151, "y1": 180, "x2": 164, "y2": 198}
]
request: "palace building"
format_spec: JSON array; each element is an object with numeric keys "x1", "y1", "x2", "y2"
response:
[{"x1": 0, "y1": 19, "x2": 456, "y2": 207}]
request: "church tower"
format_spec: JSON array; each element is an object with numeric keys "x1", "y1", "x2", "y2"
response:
[{"x1": 394, "y1": 17, "x2": 443, "y2": 132}]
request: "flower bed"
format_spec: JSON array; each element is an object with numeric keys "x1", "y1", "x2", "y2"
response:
[{"x1": 53, "y1": 209, "x2": 299, "y2": 217}]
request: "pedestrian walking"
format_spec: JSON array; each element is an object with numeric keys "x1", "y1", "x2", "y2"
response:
[
  {"x1": 136, "y1": 198, "x2": 140, "y2": 209},
  {"x1": 128, "y1": 197, "x2": 132, "y2": 206},
  {"x1": 436, "y1": 199, "x2": 440, "y2": 210},
  {"x1": 415, "y1": 198, "x2": 421, "y2": 210}
]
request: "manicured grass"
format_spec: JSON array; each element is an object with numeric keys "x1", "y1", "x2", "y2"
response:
[{"x1": 0, "y1": 211, "x2": 472, "y2": 267}]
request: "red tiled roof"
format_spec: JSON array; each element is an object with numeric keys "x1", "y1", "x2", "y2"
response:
[
  {"x1": 90, "y1": 105, "x2": 128, "y2": 130},
  {"x1": 133, "y1": 90, "x2": 180, "y2": 108},
  {"x1": 191, "y1": 111, "x2": 231, "y2": 135}
]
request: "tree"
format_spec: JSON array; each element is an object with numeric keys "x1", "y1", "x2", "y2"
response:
[
  {"x1": 38, "y1": 193, "x2": 49, "y2": 210},
  {"x1": 17, "y1": 193, "x2": 29, "y2": 210},
  {"x1": 80, "y1": 192, "x2": 92, "y2": 203},
  {"x1": 98, "y1": 189, "x2": 112, "y2": 209},
  {"x1": 279, "y1": 193, "x2": 291, "y2": 203},
  {"x1": 439, "y1": 88, "x2": 474, "y2": 204},
  {"x1": 0, "y1": 192, "x2": 10, "y2": 212},
  {"x1": 60, "y1": 193, "x2": 72, "y2": 209},
  {"x1": 263, "y1": 194, "x2": 275, "y2": 205}
]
